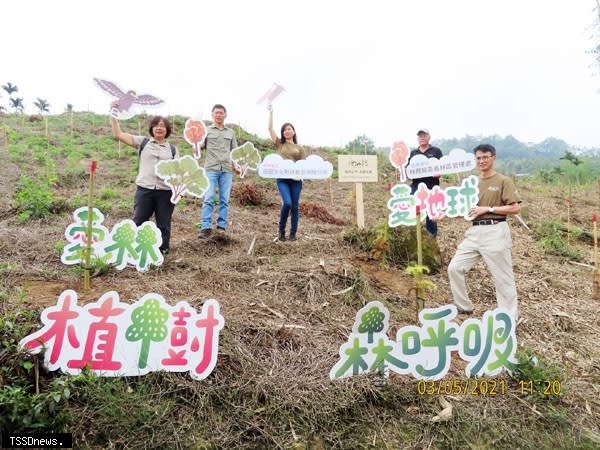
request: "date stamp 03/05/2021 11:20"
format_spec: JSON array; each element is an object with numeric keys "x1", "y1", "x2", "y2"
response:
[{"x1": 416, "y1": 378, "x2": 562, "y2": 396}]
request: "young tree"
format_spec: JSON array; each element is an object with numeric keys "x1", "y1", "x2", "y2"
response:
[
  {"x1": 10, "y1": 97, "x2": 24, "y2": 114},
  {"x1": 33, "y1": 98, "x2": 50, "y2": 115},
  {"x1": 1, "y1": 82, "x2": 18, "y2": 98},
  {"x1": 560, "y1": 150, "x2": 583, "y2": 184},
  {"x1": 346, "y1": 135, "x2": 376, "y2": 154},
  {"x1": 65, "y1": 103, "x2": 74, "y2": 135}
]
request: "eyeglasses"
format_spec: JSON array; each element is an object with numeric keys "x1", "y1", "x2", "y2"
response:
[{"x1": 476, "y1": 156, "x2": 493, "y2": 162}]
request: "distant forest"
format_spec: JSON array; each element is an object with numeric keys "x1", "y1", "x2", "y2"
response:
[{"x1": 428, "y1": 135, "x2": 599, "y2": 182}]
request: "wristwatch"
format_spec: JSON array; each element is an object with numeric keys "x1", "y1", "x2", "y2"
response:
[{"x1": 488, "y1": 207, "x2": 495, "y2": 213}]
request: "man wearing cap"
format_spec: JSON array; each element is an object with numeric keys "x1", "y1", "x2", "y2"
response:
[
  {"x1": 447, "y1": 144, "x2": 521, "y2": 320},
  {"x1": 408, "y1": 128, "x2": 443, "y2": 237}
]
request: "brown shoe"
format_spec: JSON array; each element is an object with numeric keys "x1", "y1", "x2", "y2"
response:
[{"x1": 198, "y1": 228, "x2": 212, "y2": 239}]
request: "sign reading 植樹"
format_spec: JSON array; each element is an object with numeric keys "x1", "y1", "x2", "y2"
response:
[{"x1": 20, "y1": 290, "x2": 224, "y2": 381}]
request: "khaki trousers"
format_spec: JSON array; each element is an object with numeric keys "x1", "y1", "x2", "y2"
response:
[{"x1": 447, "y1": 222, "x2": 518, "y2": 320}]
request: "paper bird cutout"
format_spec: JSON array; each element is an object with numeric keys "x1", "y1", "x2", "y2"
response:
[{"x1": 94, "y1": 78, "x2": 164, "y2": 120}]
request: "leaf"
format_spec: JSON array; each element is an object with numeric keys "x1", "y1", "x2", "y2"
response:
[
  {"x1": 22, "y1": 360, "x2": 33, "y2": 370},
  {"x1": 430, "y1": 406, "x2": 452, "y2": 422}
]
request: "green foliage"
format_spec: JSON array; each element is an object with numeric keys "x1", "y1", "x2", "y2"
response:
[
  {"x1": 0, "y1": 381, "x2": 71, "y2": 432},
  {"x1": 371, "y1": 221, "x2": 392, "y2": 268},
  {"x1": 534, "y1": 220, "x2": 581, "y2": 259},
  {"x1": 511, "y1": 349, "x2": 565, "y2": 402},
  {"x1": 345, "y1": 134, "x2": 376, "y2": 154},
  {"x1": 14, "y1": 175, "x2": 57, "y2": 220},
  {"x1": 99, "y1": 187, "x2": 120, "y2": 200}
]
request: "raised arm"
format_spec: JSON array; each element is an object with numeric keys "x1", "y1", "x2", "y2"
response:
[
  {"x1": 267, "y1": 105, "x2": 278, "y2": 145},
  {"x1": 109, "y1": 101, "x2": 136, "y2": 147}
]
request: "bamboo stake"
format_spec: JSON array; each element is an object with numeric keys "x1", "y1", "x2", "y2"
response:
[
  {"x1": 597, "y1": 179, "x2": 600, "y2": 215},
  {"x1": 84, "y1": 161, "x2": 97, "y2": 291},
  {"x1": 567, "y1": 184, "x2": 572, "y2": 247},
  {"x1": 593, "y1": 215, "x2": 600, "y2": 300},
  {"x1": 328, "y1": 177, "x2": 333, "y2": 206},
  {"x1": 415, "y1": 205, "x2": 424, "y2": 318}
]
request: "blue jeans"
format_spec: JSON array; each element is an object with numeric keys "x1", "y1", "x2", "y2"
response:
[
  {"x1": 410, "y1": 184, "x2": 438, "y2": 237},
  {"x1": 201, "y1": 170, "x2": 233, "y2": 230},
  {"x1": 277, "y1": 178, "x2": 302, "y2": 234}
]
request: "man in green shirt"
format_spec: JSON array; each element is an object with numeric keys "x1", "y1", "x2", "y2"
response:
[
  {"x1": 198, "y1": 104, "x2": 238, "y2": 238},
  {"x1": 448, "y1": 144, "x2": 521, "y2": 320}
]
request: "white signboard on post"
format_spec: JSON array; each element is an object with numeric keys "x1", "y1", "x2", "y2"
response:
[
  {"x1": 338, "y1": 155, "x2": 378, "y2": 183},
  {"x1": 337, "y1": 155, "x2": 378, "y2": 229}
]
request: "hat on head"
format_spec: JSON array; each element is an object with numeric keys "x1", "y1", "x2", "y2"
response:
[{"x1": 417, "y1": 128, "x2": 430, "y2": 135}]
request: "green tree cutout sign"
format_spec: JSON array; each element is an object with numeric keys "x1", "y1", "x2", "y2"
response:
[
  {"x1": 230, "y1": 142, "x2": 262, "y2": 178},
  {"x1": 358, "y1": 305, "x2": 385, "y2": 344},
  {"x1": 155, "y1": 155, "x2": 210, "y2": 204},
  {"x1": 125, "y1": 298, "x2": 169, "y2": 369}
]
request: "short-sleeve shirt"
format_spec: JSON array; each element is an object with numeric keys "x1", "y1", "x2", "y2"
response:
[
  {"x1": 132, "y1": 135, "x2": 178, "y2": 190},
  {"x1": 276, "y1": 140, "x2": 307, "y2": 161},
  {"x1": 478, "y1": 172, "x2": 521, "y2": 220},
  {"x1": 408, "y1": 145, "x2": 443, "y2": 189},
  {"x1": 202, "y1": 125, "x2": 238, "y2": 172}
]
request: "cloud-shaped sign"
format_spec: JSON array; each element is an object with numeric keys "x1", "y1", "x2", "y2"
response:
[
  {"x1": 406, "y1": 148, "x2": 475, "y2": 178},
  {"x1": 258, "y1": 154, "x2": 333, "y2": 179}
]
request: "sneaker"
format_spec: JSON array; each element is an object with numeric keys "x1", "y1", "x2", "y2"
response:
[
  {"x1": 278, "y1": 230, "x2": 286, "y2": 241},
  {"x1": 289, "y1": 233, "x2": 297, "y2": 241},
  {"x1": 217, "y1": 226, "x2": 226, "y2": 232},
  {"x1": 198, "y1": 228, "x2": 212, "y2": 239}
]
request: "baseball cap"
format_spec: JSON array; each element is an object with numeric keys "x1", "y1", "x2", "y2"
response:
[{"x1": 417, "y1": 128, "x2": 430, "y2": 135}]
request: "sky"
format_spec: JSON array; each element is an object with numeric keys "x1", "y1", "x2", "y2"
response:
[{"x1": 3, "y1": 0, "x2": 599, "y2": 149}]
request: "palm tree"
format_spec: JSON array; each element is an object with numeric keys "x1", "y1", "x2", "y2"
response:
[
  {"x1": 560, "y1": 150, "x2": 583, "y2": 185},
  {"x1": 2, "y1": 82, "x2": 18, "y2": 97},
  {"x1": 10, "y1": 97, "x2": 24, "y2": 114},
  {"x1": 65, "y1": 103, "x2": 74, "y2": 135},
  {"x1": 33, "y1": 98, "x2": 50, "y2": 115}
]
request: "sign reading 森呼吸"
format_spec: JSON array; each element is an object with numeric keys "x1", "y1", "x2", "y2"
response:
[{"x1": 330, "y1": 301, "x2": 517, "y2": 381}]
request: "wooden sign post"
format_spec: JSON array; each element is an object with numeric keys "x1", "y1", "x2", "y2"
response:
[
  {"x1": 84, "y1": 161, "x2": 97, "y2": 291},
  {"x1": 338, "y1": 155, "x2": 378, "y2": 229}
]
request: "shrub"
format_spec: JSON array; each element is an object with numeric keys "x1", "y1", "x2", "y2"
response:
[{"x1": 14, "y1": 176, "x2": 57, "y2": 220}]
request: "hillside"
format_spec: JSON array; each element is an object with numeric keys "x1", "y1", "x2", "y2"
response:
[{"x1": 0, "y1": 112, "x2": 599, "y2": 449}]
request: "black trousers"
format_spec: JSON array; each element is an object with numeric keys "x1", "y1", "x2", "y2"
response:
[{"x1": 133, "y1": 187, "x2": 175, "y2": 251}]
